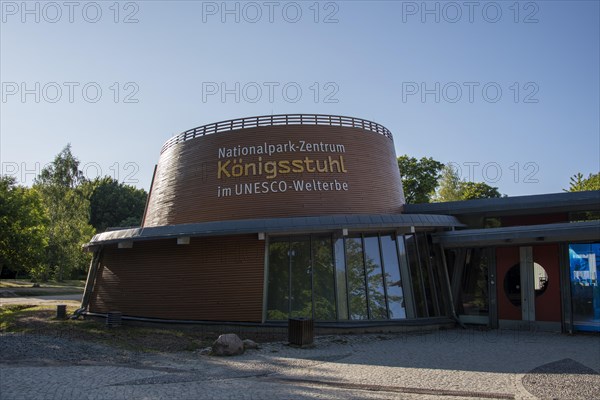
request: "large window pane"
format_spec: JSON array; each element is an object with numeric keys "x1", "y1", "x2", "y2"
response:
[
  {"x1": 445, "y1": 249, "x2": 456, "y2": 287},
  {"x1": 381, "y1": 234, "x2": 406, "y2": 319},
  {"x1": 458, "y1": 248, "x2": 489, "y2": 316},
  {"x1": 364, "y1": 235, "x2": 388, "y2": 319},
  {"x1": 267, "y1": 239, "x2": 289, "y2": 320},
  {"x1": 417, "y1": 233, "x2": 440, "y2": 316},
  {"x1": 313, "y1": 236, "x2": 336, "y2": 320},
  {"x1": 334, "y1": 238, "x2": 349, "y2": 320},
  {"x1": 430, "y1": 242, "x2": 448, "y2": 316},
  {"x1": 267, "y1": 233, "x2": 435, "y2": 322},
  {"x1": 290, "y1": 238, "x2": 312, "y2": 318},
  {"x1": 405, "y1": 234, "x2": 428, "y2": 317},
  {"x1": 345, "y1": 236, "x2": 368, "y2": 320}
]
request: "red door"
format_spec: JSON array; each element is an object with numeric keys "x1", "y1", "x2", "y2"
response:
[
  {"x1": 496, "y1": 244, "x2": 561, "y2": 323},
  {"x1": 532, "y1": 244, "x2": 561, "y2": 322}
]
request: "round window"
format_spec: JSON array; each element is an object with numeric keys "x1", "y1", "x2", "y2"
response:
[
  {"x1": 503, "y1": 262, "x2": 549, "y2": 307},
  {"x1": 533, "y1": 262, "x2": 549, "y2": 296}
]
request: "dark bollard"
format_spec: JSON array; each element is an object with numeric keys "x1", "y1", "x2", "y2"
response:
[
  {"x1": 56, "y1": 305, "x2": 67, "y2": 319},
  {"x1": 288, "y1": 318, "x2": 314, "y2": 347}
]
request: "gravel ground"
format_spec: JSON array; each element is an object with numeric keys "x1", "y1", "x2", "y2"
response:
[
  {"x1": 0, "y1": 333, "x2": 138, "y2": 365},
  {"x1": 1, "y1": 329, "x2": 599, "y2": 400},
  {"x1": 521, "y1": 358, "x2": 600, "y2": 400}
]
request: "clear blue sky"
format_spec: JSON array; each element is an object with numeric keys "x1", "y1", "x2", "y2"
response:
[{"x1": 1, "y1": 0, "x2": 599, "y2": 196}]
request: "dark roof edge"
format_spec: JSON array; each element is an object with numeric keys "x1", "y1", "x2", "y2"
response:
[
  {"x1": 432, "y1": 220, "x2": 600, "y2": 248},
  {"x1": 403, "y1": 190, "x2": 600, "y2": 216},
  {"x1": 85, "y1": 213, "x2": 463, "y2": 247}
]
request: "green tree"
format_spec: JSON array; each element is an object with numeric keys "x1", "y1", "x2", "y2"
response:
[
  {"x1": 0, "y1": 177, "x2": 48, "y2": 278},
  {"x1": 34, "y1": 145, "x2": 95, "y2": 281},
  {"x1": 345, "y1": 237, "x2": 368, "y2": 320},
  {"x1": 567, "y1": 173, "x2": 600, "y2": 221},
  {"x1": 435, "y1": 164, "x2": 502, "y2": 202},
  {"x1": 460, "y1": 181, "x2": 502, "y2": 200},
  {"x1": 566, "y1": 172, "x2": 600, "y2": 192},
  {"x1": 85, "y1": 177, "x2": 147, "y2": 232},
  {"x1": 266, "y1": 240, "x2": 291, "y2": 320},
  {"x1": 397, "y1": 155, "x2": 444, "y2": 203},
  {"x1": 37, "y1": 145, "x2": 85, "y2": 188},
  {"x1": 435, "y1": 164, "x2": 463, "y2": 202},
  {"x1": 311, "y1": 237, "x2": 336, "y2": 320}
]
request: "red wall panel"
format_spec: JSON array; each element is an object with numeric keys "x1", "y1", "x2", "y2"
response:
[
  {"x1": 496, "y1": 246, "x2": 521, "y2": 320},
  {"x1": 533, "y1": 244, "x2": 562, "y2": 322}
]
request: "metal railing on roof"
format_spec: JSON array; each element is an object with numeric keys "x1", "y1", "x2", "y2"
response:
[{"x1": 160, "y1": 114, "x2": 393, "y2": 154}]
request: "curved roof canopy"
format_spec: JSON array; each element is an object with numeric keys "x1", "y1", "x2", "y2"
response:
[{"x1": 86, "y1": 213, "x2": 463, "y2": 248}]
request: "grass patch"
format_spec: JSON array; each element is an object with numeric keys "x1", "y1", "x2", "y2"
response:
[
  {"x1": 0, "y1": 305, "x2": 216, "y2": 352},
  {"x1": 0, "y1": 304, "x2": 39, "y2": 331}
]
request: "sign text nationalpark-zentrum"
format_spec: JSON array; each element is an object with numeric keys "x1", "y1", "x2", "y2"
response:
[{"x1": 218, "y1": 140, "x2": 346, "y2": 158}]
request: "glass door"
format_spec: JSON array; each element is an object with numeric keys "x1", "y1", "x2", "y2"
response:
[
  {"x1": 569, "y1": 243, "x2": 600, "y2": 332},
  {"x1": 290, "y1": 237, "x2": 312, "y2": 318},
  {"x1": 450, "y1": 247, "x2": 490, "y2": 325}
]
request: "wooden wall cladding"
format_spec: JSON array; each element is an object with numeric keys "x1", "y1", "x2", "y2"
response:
[
  {"x1": 144, "y1": 125, "x2": 404, "y2": 227},
  {"x1": 89, "y1": 235, "x2": 265, "y2": 322}
]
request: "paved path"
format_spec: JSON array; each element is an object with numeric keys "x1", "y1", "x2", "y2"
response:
[
  {"x1": 0, "y1": 294, "x2": 82, "y2": 306},
  {"x1": 1, "y1": 329, "x2": 599, "y2": 399}
]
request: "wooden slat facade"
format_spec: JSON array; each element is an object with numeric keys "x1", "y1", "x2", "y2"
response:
[
  {"x1": 88, "y1": 118, "x2": 406, "y2": 322},
  {"x1": 89, "y1": 235, "x2": 265, "y2": 322},
  {"x1": 143, "y1": 125, "x2": 404, "y2": 227}
]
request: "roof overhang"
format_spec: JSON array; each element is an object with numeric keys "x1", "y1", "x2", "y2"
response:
[
  {"x1": 432, "y1": 220, "x2": 600, "y2": 248},
  {"x1": 403, "y1": 191, "x2": 600, "y2": 217},
  {"x1": 85, "y1": 213, "x2": 463, "y2": 248}
]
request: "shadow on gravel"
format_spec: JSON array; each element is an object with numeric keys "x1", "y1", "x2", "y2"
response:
[
  {"x1": 2, "y1": 306, "x2": 599, "y2": 381},
  {"x1": 521, "y1": 358, "x2": 600, "y2": 400}
]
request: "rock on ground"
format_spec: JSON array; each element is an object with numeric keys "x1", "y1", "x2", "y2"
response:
[
  {"x1": 243, "y1": 339, "x2": 259, "y2": 350},
  {"x1": 211, "y1": 333, "x2": 244, "y2": 356}
]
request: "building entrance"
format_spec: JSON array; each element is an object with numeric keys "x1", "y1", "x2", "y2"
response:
[
  {"x1": 496, "y1": 245, "x2": 562, "y2": 330},
  {"x1": 569, "y1": 243, "x2": 600, "y2": 332}
]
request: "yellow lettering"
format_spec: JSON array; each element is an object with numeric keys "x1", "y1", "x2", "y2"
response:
[
  {"x1": 231, "y1": 159, "x2": 243, "y2": 177},
  {"x1": 315, "y1": 159, "x2": 328, "y2": 173},
  {"x1": 244, "y1": 162, "x2": 256, "y2": 177},
  {"x1": 264, "y1": 161, "x2": 277, "y2": 179},
  {"x1": 218, "y1": 160, "x2": 231, "y2": 179},
  {"x1": 304, "y1": 156, "x2": 316, "y2": 172},
  {"x1": 278, "y1": 160, "x2": 291, "y2": 173},
  {"x1": 292, "y1": 159, "x2": 304, "y2": 173}
]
